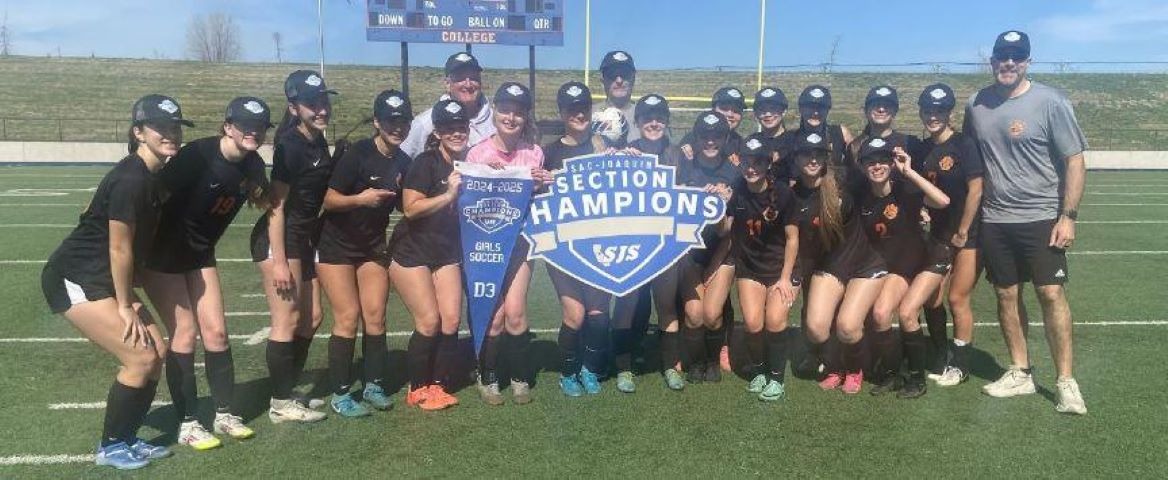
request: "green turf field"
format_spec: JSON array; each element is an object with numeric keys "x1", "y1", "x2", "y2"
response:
[{"x1": 0, "y1": 165, "x2": 1166, "y2": 478}]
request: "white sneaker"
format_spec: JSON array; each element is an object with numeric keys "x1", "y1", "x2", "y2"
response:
[
  {"x1": 178, "y1": 420, "x2": 222, "y2": 450},
  {"x1": 935, "y1": 366, "x2": 968, "y2": 387},
  {"x1": 213, "y1": 412, "x2": 256, "y2": 439},
  {"x1": 269, "y1": 398, "x2": 327, "y2": 424},
  {"x1": 1055, "y1": 377, "x2": 1087, "y2": 415},
  {"x1": 982, "y1": 367, "x2": 1036, "y2": 398}
]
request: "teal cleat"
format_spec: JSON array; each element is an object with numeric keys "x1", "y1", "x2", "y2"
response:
[
  {"x1": 330, "y1": 393, "x2": 372, "y2": 418},
  {"x1": 579, "y1": 366, "x2": 602, "y2": 394},
  {"x1": 95, "y1": 441, "x2": 149, "y2": 470},
  {"x1": 616, "y1": 371, "x2": 636, "y2": 393},
  {"x1": 759, "y1": 379, "x2": 786, "y2": 402},
  {"x1": 747, "y1": 374, "x2": 767, "y2": 394},
  {"x1": 663, "y1": 369, "x2": 685, "y2": 391},
  {"x1": 363, "y1": 384, "x2": 392, "y2": 411},
  {"x1": 559, "y1": 375, "x2": 584, "y2": 397}
]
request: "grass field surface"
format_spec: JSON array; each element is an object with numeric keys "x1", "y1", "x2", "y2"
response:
[
  {"x1": 0, "y1": 166, "x2": 1166, "y2": 478},
  {"x1": 0, "y1": 56, "x2": 1166, "y2": 149}
]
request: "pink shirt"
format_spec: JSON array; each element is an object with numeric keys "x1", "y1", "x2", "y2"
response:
[{"x1": 466, "y1": 136, "x2": 545, "y2": 169}]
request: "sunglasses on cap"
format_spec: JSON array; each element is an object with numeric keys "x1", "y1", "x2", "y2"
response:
[{"x1": 993, "y1": 50, "x2": 1029, "y2": 63}]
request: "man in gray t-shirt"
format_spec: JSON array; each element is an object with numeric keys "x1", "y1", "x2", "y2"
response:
[
  {"x1": 965, "y1": 30, "x2": 1087, "y2": 415},
  {"x1": 599, "y1": 50, "x2": 638, "y2": 143}
]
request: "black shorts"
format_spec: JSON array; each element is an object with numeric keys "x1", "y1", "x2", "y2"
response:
[
  {"x1": 924, "y1": 240, "x2": 955, "y2": 275},
  {"x1": 817, "y1": 247, "x2": 888, "y2": 281},
  {"x1": 250, "y1": 230, "x2": 318, "y2": 279},
  {"x1": 735, "y1": 270, "x2": 803, "y2": 288},
  {"x1": 145, "y1": 246, "x2": 217, "y2": 274},
  {"x1": 980, "y1": 219, "x2": 1068, "y2": 286},
  {"x1": 317, "y1": 249, "x2": 390, "y2": 267},
  {"x1": 41, "y1": 262, "x2": 112, "y2": 314},
  {"x1": 390, "y1": 250, "x2": 460, "y2": 270},
  {"x1": 932, "y1": 221, "x2": 980, "y2": 250}
]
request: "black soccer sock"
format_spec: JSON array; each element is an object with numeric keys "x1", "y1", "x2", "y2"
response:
[
  {"x1": 102, "y1": 381, "x2": 141, "y2": 446},
  {"x1": 505, "y1": 330, "x2": 532, "y2": 383},
  {"x1": 204, "y1": 348, "x2": 235, "y2": 413},
  {"x1": 582, "y1": 312, "x2": 611, "y2": 373},
  {"x1": 766, "y1": 329, "x2": 792, "y2": 383},
  {"x1": 479, "y1": 334, "x2": 500, "y2": 384},
  {"x1": 362, "y1": 333, "x2": 389, "y2": 388},
  {"x1": 164, "y1": 351, "x2": 197, "y2": 421},
  {"x1": 406, "y1": 332, "x2": 437, "y2": 390},
  {"x1": 660, "y1": 330, "x2": 681, "y2": 371},
  {"x1": 745, "y1": 330, "x2": 766, "y2": 376},
  {"x1": 630, "y1": 286, "x2": 653, "y2": 359},
  {"x1": 683, "y1": 325, "x2": 707, "y2": 369},
  {"x1": 327, "y1": 335, "x2": 356, "y2": 396},
  {"x1": 903, "y1": 328, "x2": 928, "y2": 376},
  {"x1": 809, "y1": 339, "x2": 827, "y2": 368},
  {"x1": 291, "y1": 334, "x2": 313, "y2": 380},
  {"x1": 558, "y1": 324, "x2": 581, "y2": 376},
  {"x1": 873, "y1": 328, "x2": 901, "y2": 380},
  {"x1": 266, "y1": 339, "x2": 296, "y2": 400},
  {"x1": 952, "y1": 340, "x2": 971, "y2": 372},
  {"x1": 434, "y1": 332, "x2": 459, "y2": 387},
  {"x1": 924, "y1": 305, "x2": 949, "y2": 350},
  {"x1": 612, "y1": 328, "x2": 633, "y2": 372},
  {"x1": 842, "y1": 339, "x2": 867, "y2": 373},
  {"x1": 722, "y1": 299, "x2": 735, "y2": 343},
  {"x1": 705, "y1": 323, "x2": 725, "y2": 364},
  {"x1": 126, "y1": 379, "x2": 158, "y2": 440}
]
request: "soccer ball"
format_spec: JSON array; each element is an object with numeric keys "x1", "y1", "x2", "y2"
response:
[{"x1": 591, "y1": 107, "x2": 629, "y2": 143}]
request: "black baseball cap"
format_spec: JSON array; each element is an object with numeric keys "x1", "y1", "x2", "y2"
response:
[
  {"x1": 600, "y1": 50, "x2": 635, "y2": 78},
  {"x1": 711, "y1": 87, "x2": 747, "y2": 111},
  {"x1": 634, "y1": 94, "x2": 669, "y2": 122},
  {"x1": 494, "y1": 82, "x2": 533, "y2": 111},
  {"x1": 556, "y1": 81, "x2": 592, "y2": 111},
  {"x1": 993, "y1": 30, "x2": 1030, "y2": 60},
  {"x1": 738, "y1": 134, "x2": 771, "y2": 162},
  {"x1": 432, "y1": 98, "x2": 470, "y2": 125},
  {"x1": 132, "y1": 94, "x2": 194, "y2": 127},
  {"x1": 859, "y1": 134, "x2": 904, "y2": 163},
  {"x1": 864, "y1": 85, "x2": 899, "y2": 112},
  {"x1": 284, "y1": 70, "x2": 337, "y2": 102},
  {"x1": 692, "y1": 110, "x2": 730, "y2": 136},
  {"x1": 795, "y1": 131, "x2": 830, "y2": 153},
  {"x1": 445, "y1": 51, "x2": 482, "y2": 76},
  {"x1": 753, "y1": 87, "x2": 788, "y2": 112},
  {"x1": 225, "y1": 96, "x2": 273, "y2": 132},
  {"x1": 798, "y1": 85, "x2": 832, "y2": 110},
  {"x1": 374, "y1": 89, "x2": 413, "y2": 122},
  {"x1": 918, "y1": 83, "x2": 956, "y2": 111}
]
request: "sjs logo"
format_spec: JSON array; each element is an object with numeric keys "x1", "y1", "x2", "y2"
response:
[
  {"x1": 523, "y1": 153, "x2": 727, "y2": 296},
  {"x1": 463, "y1": 197, "x2": 522, "y2": 234}
]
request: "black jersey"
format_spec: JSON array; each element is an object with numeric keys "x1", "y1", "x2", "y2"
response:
[
  {"x1": 793, "y1": 179, "x2": 883, "y2": 278},
  {"x1": 730, "y1": 181, "x2": 798, "y2": 279},
  {"x1": 152, "y1": 137, "x2": 266, "y2": 256},
  {"x1": 48, "y1": 154, "x2": 161, "y2": 280},
  {"x1": 319, "y1": 138, "x2": 412, "y2": 258},
  {"x1": 859, "y1": 179, "x2": 928, "y2": 276},
  {"x1": 542, "y1": 135, "x2": 600, "y2": 171},
  {"x1": 252, "y1": 127, "x2": 333, "y2": 248},
  {"x1": 912, "y1": 132, "x2": 984, "y2": 242},
  {"x1": 678, "y1": 153, "x2": 742, "y2": 264},
  {"x1": 387, "y1": 150, "x2": 460, "y2": 266},
  {"x1": 680, "y1": 130, "x2": 744, "y2": 162}
]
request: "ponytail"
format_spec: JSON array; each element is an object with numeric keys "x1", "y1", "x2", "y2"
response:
[
  {"x1": 816, "y1": 167, "x2": 846, "y2": 250},
  {"x1": 126, "y1": 124, "x2": 140, "y2": 154},
  {"x1": 274, "y1": 105, "x2": 299, "y2": 141}
]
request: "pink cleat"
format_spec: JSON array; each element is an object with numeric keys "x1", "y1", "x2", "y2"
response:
[
  {"x1": 819, "y1": 372, "x2": 844, "y2": 390},
  {"x1": 842, "y1": 371, "x2": 864, "y2": 395}
]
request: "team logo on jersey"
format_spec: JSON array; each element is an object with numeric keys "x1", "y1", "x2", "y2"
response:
[
  {"x1": 745, "y1": 138, "x2": 763, "y2": 151},
  {"x1": 875, "y1": 87, "x2": 892, "y2": 97},
  {"x1": 644, "y1": 95, "x2": 662, "y2": 106},
  {"x1": 883, "y1": 203, "x2": 899, "y2": 220},
  {"x1": 612, "y1": 51, "x2": 629, "y2": 62},
  {"x1": 939, "y1": 155, "x2": 955, "y2": 171},
  {"x1": 809, "y1": 88, "x2": 825, "y2": 98},
  {"x1": 386, "y1": 96, "x2": 404, "y2": 108},
  {"x1": 445, "y1": 102, "x2": 463, "y2": 114},
  {"x1": 806, "y1": 133, "x2": 823, "y2": 144},
  {"x1": 463, "y1": 197, "x2": 523, "y2": 235},
  {"x1": 523, "y1": 153, "x2": 727, "y2": 296},
  {"x1": 305, "y1": 74, "x2": 322, "y2": 87},
  {"x1": 727, "y1": 89, "x2": 742, "y2": 98},
  {"x1": 760, "y1": 88, "x2": 776, "y2": 98},
  {"x1": 869, "y1": 138, "x2": 887, "y2": 148},
  {"x1": 1003, "y1": 31, "x2": 1022, "y2": 42},
  {"x1": 505, "y1": 84, "x2": 525, "y2": 97},
  {"x1": 930, "y1": 88, "x2": 948, "y2": 100},
  {"x1": 158, "y1": 99, "x2": 179, "y2": 114},
  {"x1": 243, "y1": 101, "x2": 265, "y2": 114},
  {"x1": 1009, "y1": 119, "x2": 1026, "y2": 138},
  {"x1": 566, "y1": 85, "x2": 584, "y2": 97}
]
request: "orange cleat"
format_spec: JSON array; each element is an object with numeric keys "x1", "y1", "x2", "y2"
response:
[{"x1": 406, "y1": 385, "x2": 433, "y2": 407}]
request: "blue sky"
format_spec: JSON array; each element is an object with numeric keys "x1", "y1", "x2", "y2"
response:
[{"x1": 5, "y1": 0, "x2": 1168, "y2": 71}]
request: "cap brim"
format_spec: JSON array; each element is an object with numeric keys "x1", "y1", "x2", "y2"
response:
[{"x1": 231, "y1": 119, "x2": 273, "y2": 132}]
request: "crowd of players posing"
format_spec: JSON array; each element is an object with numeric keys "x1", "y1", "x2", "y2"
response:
[{"x1": 42, "y1": 29, "x2": 1088, "y2": 471}]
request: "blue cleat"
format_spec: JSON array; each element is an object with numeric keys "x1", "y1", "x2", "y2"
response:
[
  {"x1": 363, "y1": 384, "x2": 392, "y2": 411},
  {"x1": 559, "y1": 375, "x2": 584, "y2": 397},
  {"x1": 579, "y1": 367, "x2": 602, "y2": 395},
  {"x1": 129, "y1": 438, "x2": 172, "y2": 459},
  {"x1": 330, "y1": 393, "x2": 372, "y2": 418},
  {"x1": 95, "y1": 441, "x2": 149, "y2": 470}
]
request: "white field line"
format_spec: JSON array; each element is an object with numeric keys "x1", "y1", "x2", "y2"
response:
[
  {"x1": 0, "y1": 454, "x2": 95, "y2": 466},
  {"x1": 240, "y1": 293, "x2": 266, "y2": 298},
  {"x1": 1088, "y1": 184, "x2": 1168, "y2": 187},
  {"x1": 1088, "y1": 192, "x2": 1168, "y2": 196},
  {"x1": 1082, "y1": 203, "x2": 1168, "y2": 206},
  {"x1": 48, "y1": 400, "x2": 173, "y2": 410},
  {"x1": 0, "y1": 203, "x2": 85, "y2": 207},
  {"x1": 1077, "y1": 220, "x2": 1168, "y2": 224}
]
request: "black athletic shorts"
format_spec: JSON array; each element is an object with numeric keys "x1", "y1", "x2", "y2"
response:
[
  {"x1": 924, "y1": 240, "x2": 955, "y2": 275},
  {"x1": 317, "y1": 247, "x2": 391, "y2": 267},
  {"x1": 931, "y1": 220, "x2": 980, "y2": 250},
  {"x1": 145, "y1": 246, "x2": 217, "y2": 274},
  {"x1": 735, "y1": 270, "x2": 803, "y2": 288},
  {"x1": 980, "y1": 219, "x2": 1068, "y2": 286},
  {"x1": 41, "y1": 262, "x2": 113, "y2": 314},
  {"x1": 816, "y1": 247, "x2": 888, "y2": 282},
  {"x1": 250, "y1": 227, "x2": 318, "y2": 279}
]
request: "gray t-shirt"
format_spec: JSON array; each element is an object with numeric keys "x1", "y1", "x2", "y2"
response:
[{"x1": 965, "y1": 81, "x2": 1087, "y2": 223}]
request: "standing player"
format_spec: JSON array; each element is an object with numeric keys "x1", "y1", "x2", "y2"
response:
[
  {"x1": 143, "y1": 97, "x2": 271, "y2": 449},
  {"x1": 392, "y1": 99, "x2": 468, "y2": 411},
  {"x1": 40, "y1": 94, "x2": 188, "y2": 469},
  {"x1": 317, "y1": 90, "x2": 413, "y2": 417},
  {"x1": 599, "y1": 50, "x2": 639, "y2": 142},
  {"x1": 543, "y1": 81, "x2": 613, "y2": 397},
  {"x1": 681, "y1": 87, "x2": 748, "y2": 165},
  {"x1": 465, "y1": 82, "x2": 552, "y2": 405},
  {"x1": 251, "y1": 70, "x2": 336, "y2": 424},
  {"x1": 401, "y1": 52, "x2": 495, "y2": 158},
  {"x1": 777, "y1": 85, "x2": 854, "y2": 170},
  {"x1": 965, "y1": 31, "x2": 1087, "y2": 414},
  {"x1": 846, "y1": 85, "x2": 906, "y2": 165},
  {"x1": 856, "y1": 137, "x2": 950, "y2": 399},
  {"x1": 754, "y1": 87, "x2": 790, "y2": 175},
  {"x1": 729, "y1": 135, "x2": 800, "y2": 401}
]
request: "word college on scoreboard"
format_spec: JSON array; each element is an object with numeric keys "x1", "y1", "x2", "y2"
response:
[{"x1": 366, "y1": 0, "x2": 564, "y2": 46}]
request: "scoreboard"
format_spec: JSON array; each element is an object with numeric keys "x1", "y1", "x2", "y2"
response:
[{"x1": 366, "y1": 0, "x2": 564, "y2": 46}]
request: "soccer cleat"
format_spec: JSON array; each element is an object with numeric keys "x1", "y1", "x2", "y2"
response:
[
  {"x1": 898, "y1": 374, "x2": 927, "y2": 399},
  {"x1": 719, "y1": 345, "x2": 732, "y2": 372},
  {"x1": 294, "y1": 395, "x2": 326, "y2": 410},
  {"x1": 842, "y1": 371, "x2": 864, "y2": 395},
  {"x1": 1055, "y1": 378, "x2": 1087, "y2": 415},
  {"x1": 213, "y1": 413, "x2": 255, "y2": 440},
  {"x1": 128, "y1": 438, "x2": 172, "y2": 459},
  {"x1": 331, "y1": 393, "x2": 372, "y2": 417},
  {"x1": 928, "y1": 349, "x2": 950, "y2": 377},
  {"x1": 269, "y1": 398, "x2": 327, "y2": 423},
  {"x1": 686, "y1": 363, "x2": 707, "y2": 384},
  {"x1": 95, "y1": 441, "x2": 149, "y2": 470},
  {"x1": 559, "y1": 375, "x2": 584, "y2": 397},
  {"x1": 983, "y1": 367, "x2": 1036, "y2": 398},
  {"x1": 934, "y1": 366, "x2": 968, "y2": 387},
  {"x1": 616, "y1": 371, "x2": 636, "y2": 393},
  {"x1": 406, "y1": 385, "x2": 433, "y2": 407},
  {"x1": 747, "y1": 374, "x2": 767, "y2": 393},
  {"x1": 426, "y1": 386, "x2": 459, "y2": 410},
  {"x1": 869, "y1": 375, "x2": 904, "y2": 396},
  {"x1": 362, "y1": 384, "x2": 392, "y2": 411},
  {"x1": 478, "y1": 381, "x2": 505, "y2": 406},
  {"x1": 758, "y1": 379, "x2": 786, "y2": 402},
  {"x1": 663, "y1": 369, "x2": 686, "y2": 391},
  {"x1": 818, "y1": 372, "x2": 844, "y2": 390},
  {"x1": 511, "y1": 381, "x2": 533, "y2": 405},
  {"x1": 703, "y1": 365, "x2": 723, "y2": 383},
  {"x1": 579, "y1": 366, "x2": 602, "y2": 394},
  {"x1": 178, "y1": 420, "x2": 222, "y2": 450}
]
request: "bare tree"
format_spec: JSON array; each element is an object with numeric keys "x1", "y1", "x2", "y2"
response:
[
  {"x1": 1, "y1": 11, "x2": 12, "y2": 57},
  {"x1": 823, "y1": 35, "x2": 841, "y2": 74},
  {"x1": 186, "y1": 12, "x2": 241, "y2": 63},
  {"x1": 273, "y1": 32, "x2": 284, "y2": 63}
]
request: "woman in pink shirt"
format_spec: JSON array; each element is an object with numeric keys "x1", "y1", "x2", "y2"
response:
[{"x1": 466, "y1": 82, "x2": 552, "y2": 405}]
